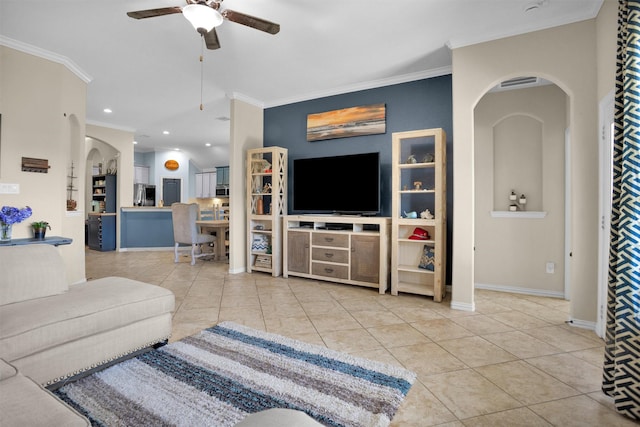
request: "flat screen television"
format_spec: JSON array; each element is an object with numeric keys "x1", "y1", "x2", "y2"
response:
[{"x1": 293, "y1": 152, "x2": 380, "y2": 215}]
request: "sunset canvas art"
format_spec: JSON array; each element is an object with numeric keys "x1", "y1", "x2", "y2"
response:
[{"x1": 306, "y1": 103, "x2": 386, "y2": 141}]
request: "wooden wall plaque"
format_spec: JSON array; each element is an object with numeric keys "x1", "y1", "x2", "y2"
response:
[{"x1": 22, "y1": 157, "x2": 50, "y2": 173}]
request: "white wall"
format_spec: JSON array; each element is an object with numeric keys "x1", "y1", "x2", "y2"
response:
[
  {"x1": 452, "y1": 15, "x2": 613, "y2": 324},
  {"x1": 1, "y1": 46, "x2": 87, "y2": 284},
  {"x1": 229, "y1": 97, "x2": 264, "y2": 274},
  {"x1": 153, "y1": 150, "x2": 191, "y2": 204}
]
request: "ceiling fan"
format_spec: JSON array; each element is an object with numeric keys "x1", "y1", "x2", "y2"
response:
[{"x1": 126, "y1": 0, "x2": 280, "y2": 50}]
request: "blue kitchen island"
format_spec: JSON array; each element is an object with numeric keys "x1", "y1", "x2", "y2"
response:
[{"x1": 120, "y1": 207, "x2": 175, "y2": 249}]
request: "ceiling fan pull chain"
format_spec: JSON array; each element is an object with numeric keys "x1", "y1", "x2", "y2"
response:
[{"x1": 200, "y1": 36, "x2": 205, "y2": 111}]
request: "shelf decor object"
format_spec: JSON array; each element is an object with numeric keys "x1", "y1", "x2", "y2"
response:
[
  {"x1": 21, "y1": 157, "x2": 49, "y2": 173},
  {"x1": 164, "y1": 159, "x2": 179, "y2": 171},
  {"x1": 391, "y1": 128, "x2": 447, "y2": 301},
  {"x1": 66, "y1": 162, "x2": 78, "y2": 211},
  {"x1": 246, "y1": 147, "x2": 287, "y2": 277}
]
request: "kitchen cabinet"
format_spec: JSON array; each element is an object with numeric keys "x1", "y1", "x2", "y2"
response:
[
  {"x1": 92, "y1": 175, "x2": 116, "y2": 213},
  {"x1": 195, "y1": 172, "x2": 217, "y2": 198},
  {"x1": 216, "y1": 166, "x2": 229, "y2": 186},
  {"x1": 87, "y1": 214, "x2": 116, "y2": 251},
  {"x1": 134, "y1": 166, "x2": 149, "y2": 184}
]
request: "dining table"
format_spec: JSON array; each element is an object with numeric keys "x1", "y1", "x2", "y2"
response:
[{"x1": 195, "y1": 219, "x2": 229, "y2": 261}]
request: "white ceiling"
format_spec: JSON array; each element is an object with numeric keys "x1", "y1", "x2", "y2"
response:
[{"x1": 0, "y1": 0, "x2": 603, "y2": 170}]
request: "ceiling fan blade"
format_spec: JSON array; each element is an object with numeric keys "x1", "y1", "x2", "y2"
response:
[
  {"x1": 223, "y1": 10, "x2": 280, "y2": 35},
  {"x1": 205, "y1": 28, "x2": 221, "y2": 50},
  {"x1": 127, "y1": 7, "x2": 183, "y2": 20}
]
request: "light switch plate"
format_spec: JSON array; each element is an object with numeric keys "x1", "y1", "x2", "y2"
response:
[{"x1": 0, "y1": 183, "x2": 19, "y2": 194}]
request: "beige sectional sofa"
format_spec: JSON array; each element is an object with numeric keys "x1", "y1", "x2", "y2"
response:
[
  {"x1": 0, "y1": 244, "x2": 175, "y2": 387},
  {"x1": 0, "y1": 243, "x2": 322, "y2": 426},
  {"x1": 0, "y1": 243, "x2": 175, "y2": 425}
]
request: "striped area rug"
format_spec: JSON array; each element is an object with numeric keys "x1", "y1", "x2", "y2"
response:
[{"x1": 54, "y1": 321, "x2": 416, "y2": 427}]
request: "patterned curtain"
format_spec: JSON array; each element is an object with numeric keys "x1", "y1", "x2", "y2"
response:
[{"x1": 602, "y1": 0, "x2": 640, "y2": 420}]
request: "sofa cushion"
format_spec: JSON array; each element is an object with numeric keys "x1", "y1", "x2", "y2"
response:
[
  {"x1": 0, "y1": 277, "x2": 174, "y2": 362},
  {"x1": 0, "y1": 371, "x2": 89, "y2": 426},
  {"x1": 0, "y1": 358, "x2": 17, "y2": 380},
  {"x1": 0, "y1": 244, "x2": 68, "y2": 305}
]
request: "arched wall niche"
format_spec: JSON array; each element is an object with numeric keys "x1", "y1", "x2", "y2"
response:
[
  {"x1": 492, "y1": 113, "x2": 544, "y2": 212},
  {"x1": 67, "y1": 114, "x2": 83, "y2": 212}
]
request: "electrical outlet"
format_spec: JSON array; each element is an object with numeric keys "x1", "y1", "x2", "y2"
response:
[
  {"x1": 0, "y1": 183, "x2": 19, "y2": 194},
  {"x1": 546, "y1": 262, "x2": 555, "y2": 274}
]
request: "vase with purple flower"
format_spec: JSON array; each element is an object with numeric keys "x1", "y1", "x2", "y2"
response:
[{"x1": 0, "y1": 206, "x2": 33, "y2": 243}]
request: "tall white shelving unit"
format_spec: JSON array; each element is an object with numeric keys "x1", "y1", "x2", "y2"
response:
[
  {"x1": 391, "y1": 128, "x2": 447, "y2": 301},
  {"x1": 246, "y1": 147, "x2": 288, "y2": 277}
]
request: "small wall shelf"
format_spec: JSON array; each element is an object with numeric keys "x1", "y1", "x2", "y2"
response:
[{"x1": 490, "y1": 211, "x2": 547, "y2": 219}]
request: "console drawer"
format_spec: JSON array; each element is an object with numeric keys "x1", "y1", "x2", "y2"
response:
[
  {"x1": 312, "y1": 262, "x2": 349, "y2": 279},
  {"x1": 312, "y1": 247, "x2": 349, "y2": 263},
  {"x1": 312, "y1": 233, "x2": 349, "y2": 248}
]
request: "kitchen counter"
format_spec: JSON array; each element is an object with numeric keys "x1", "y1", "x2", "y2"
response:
[
  {"x1": 121, "y1": 206, "x2": 171, "y2": 212},
  {"x1": 120, "y1": 208, "x2": 174, "y2": 249}
]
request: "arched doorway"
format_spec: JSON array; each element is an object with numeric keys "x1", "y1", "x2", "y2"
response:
[{"x1": 473, "y1": 77, "x2": 571, "y2": 300}]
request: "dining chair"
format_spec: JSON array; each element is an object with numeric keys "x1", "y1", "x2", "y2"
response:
[{"x1": 171, "y1": 203, "x2": 216, "y2": 265}]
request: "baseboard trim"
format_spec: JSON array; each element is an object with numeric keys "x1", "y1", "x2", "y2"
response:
[
  {"x1": 565, "y1": 318, "x2": 597, "y2": 331},
  {"x1": 450, "y1": 300, "x2": 475, "y2": 312},
  {"x1": 475, "y1": 282, "x2": 565, "y2": 299}
]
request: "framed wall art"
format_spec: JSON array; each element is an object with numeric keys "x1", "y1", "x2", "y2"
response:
[{"x1": 306, "y1": 103, "x2": 386, "y2": 142}]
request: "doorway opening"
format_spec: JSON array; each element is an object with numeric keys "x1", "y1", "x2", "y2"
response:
[
  {"x1": 162, "y1": 178, "x2": 181, "y2": 206},
  {"x1": 473, "y1": 77, "x2": 570, "y2": 299}
]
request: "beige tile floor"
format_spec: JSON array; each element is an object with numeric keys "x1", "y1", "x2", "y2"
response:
[{"x1": 86, "y1": 249, "x2": 637, "y2": 427}]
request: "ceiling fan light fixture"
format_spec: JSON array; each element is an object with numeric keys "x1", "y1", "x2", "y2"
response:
[{"x1": 183, "y1": 4, "x2": 223, "y2": 34}]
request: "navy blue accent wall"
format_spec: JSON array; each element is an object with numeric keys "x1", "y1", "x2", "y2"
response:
[
  {"x1": 264, "y1": 74, "x2": 453, "y2": 217},
  {"x1": 265, "y1": 75, "x2": 453, "y2": 286}
]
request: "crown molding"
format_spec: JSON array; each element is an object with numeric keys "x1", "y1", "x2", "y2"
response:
[
  {"x1": 264, "y1": 66, "x2": 452, "y2": 109},
  {"x1": 447, "y1": 0, "x2": 603, "y2": 50},
  {"x1": 86, "y1": 119, "x2": 136, "y2": 133},
  {"x1": 0, "y1": 35, "x2": 92, "y2": 83},
  {"x1": 228, "y1": 92, "x2": 264, "y2": 108}
]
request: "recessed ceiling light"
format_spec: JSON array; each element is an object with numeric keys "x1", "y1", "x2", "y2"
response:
[
  {"x1": 103, "y1": 108, "x2": 112, "y2": 113},
  {"x1": 205, "y1": 143, "x2": 211, "y2": 147},
  {"x1": 133, "y1": 140, "x2": 138, "y2": 145},
  {"x1": 174, "y1": 148, "x2": 180, "y2": 151},
  {"x1": 163, "y1": 130, "x2": 170, "y2": 135}
]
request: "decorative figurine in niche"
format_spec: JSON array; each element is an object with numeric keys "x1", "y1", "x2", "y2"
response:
[
  {"x1": 403, "y1": 211, "x2": 418, "y2": 219},
  {"x1": 262, "y1": 183, "x2": 272, "y2": 193},
  {"x1": 420, "y1": 209, "x2": 434, "y2": 219},
  {"x1": 422, "y1": 153, "x2": 435, "y2": 163},
  {"x1": 413, "y1": 181, "x2": 423, "y2": 190},
  {"x1": 406, "y1": 154, "x2": 417, "y2": 164}
]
